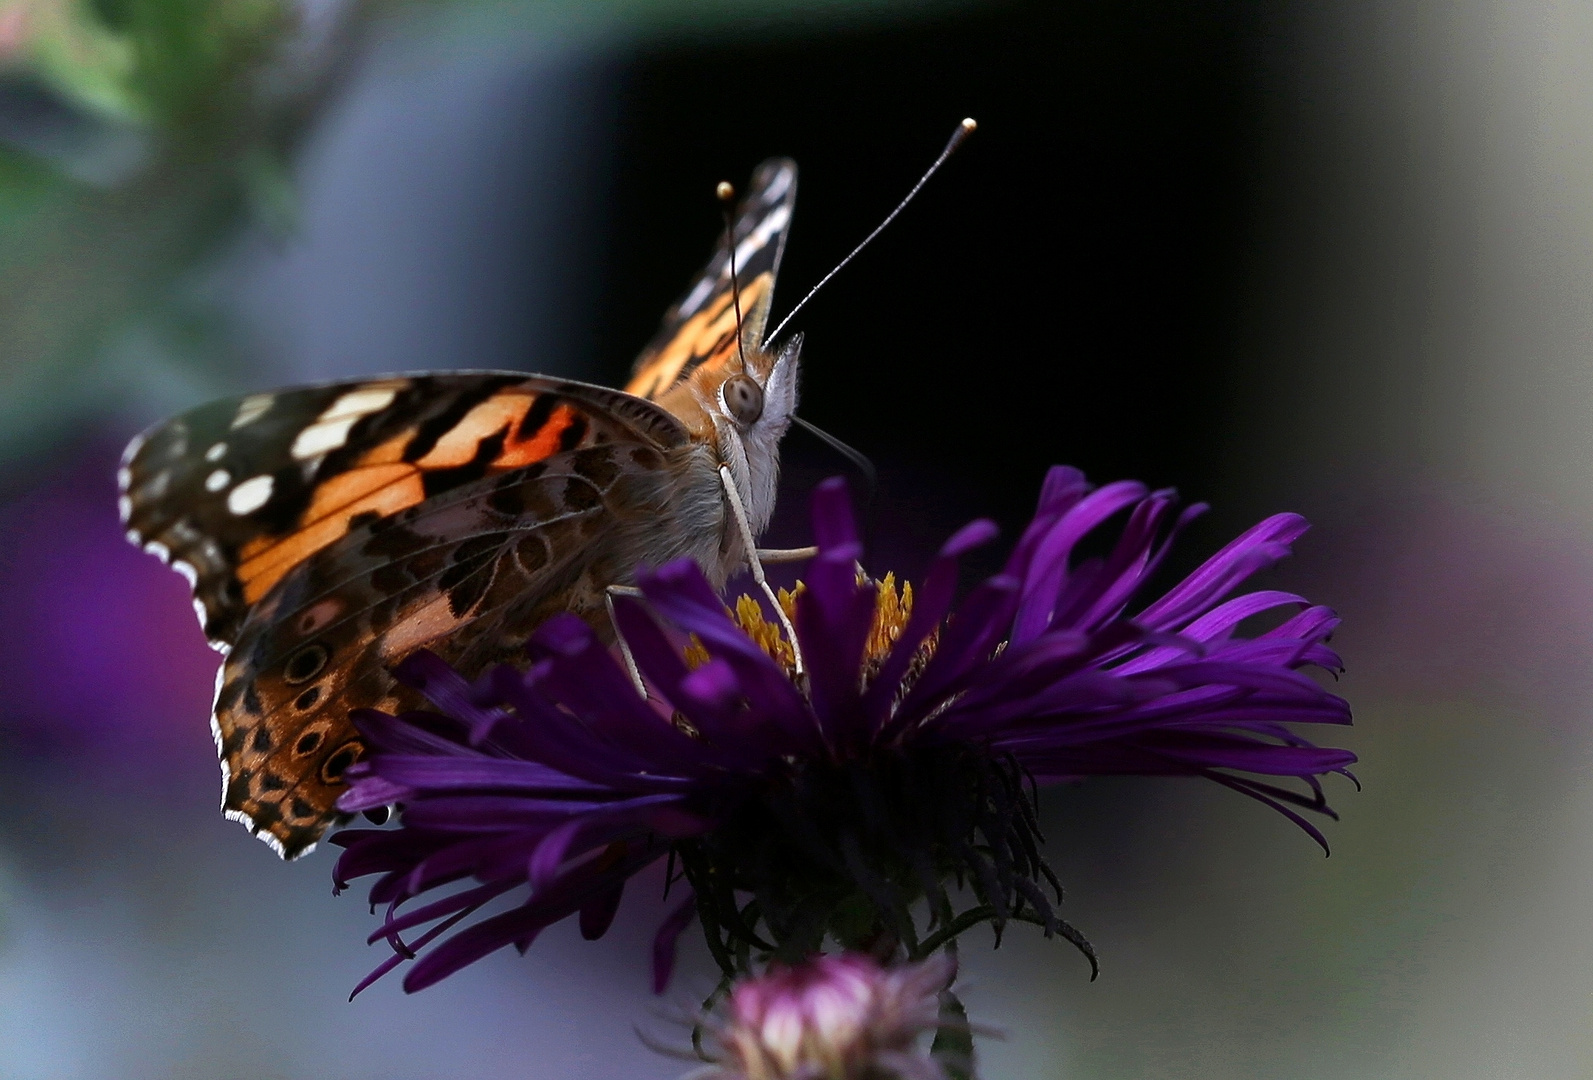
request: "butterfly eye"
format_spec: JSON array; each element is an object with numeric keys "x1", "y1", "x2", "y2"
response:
[{"x1": 722, "y1": 374, "x2": 764, "y2": 426}]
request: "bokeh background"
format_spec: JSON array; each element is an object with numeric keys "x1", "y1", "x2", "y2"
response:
[{"x1": 2, "y1": 0, "x2": 1591, "y2": 1076}]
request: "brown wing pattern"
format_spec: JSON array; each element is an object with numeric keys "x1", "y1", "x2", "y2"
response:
[
  {"x1": 624, "y1": 158, "x2": 797, "y2": 401},
  {"x1": 215, "y1": 437, "x2": 696, "y2": 859},
  {"x1": 120, "y1": 372, "x2": 692, "y2": 858},
  {"x1": 120, "y1": 373, "x2": 686, "y2": 648}
]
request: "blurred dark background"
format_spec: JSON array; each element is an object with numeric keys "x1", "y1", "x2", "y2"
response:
[
  {"x1": 600, "y1": 0, "x2": 1256, "y2": 542},
  {"x1": 4, "y1": 0, "x2": 1592, "y2": 1077}
]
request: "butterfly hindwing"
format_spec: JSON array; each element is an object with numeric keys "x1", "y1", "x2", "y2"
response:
[
  {"x1": 624, "y1": 158, "x2": 798, "y2": 401},
  {"x1": 214, "y1": 433, "x2": 694, "y2": 859}
]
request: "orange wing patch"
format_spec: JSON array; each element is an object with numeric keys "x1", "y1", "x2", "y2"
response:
[
  {"x1": 625, "y1": 272, "x2": 771, "y2": 401},
  {"x1": 236, "y1": 388, "x2": 596, "y2": 604},
  {"x1": 481, "y1": 402, "x2": 584, "y2": 470}
]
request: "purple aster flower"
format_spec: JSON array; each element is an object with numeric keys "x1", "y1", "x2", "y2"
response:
[
  {"x1": 330, "y1": 466, "x2": 1354, "y2": 997},
  {"x1": 686, "y1": 952, "x2": 959, "y2": 1080}
]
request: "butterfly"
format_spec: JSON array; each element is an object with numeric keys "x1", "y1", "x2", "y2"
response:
[{"x1": 120, "y1": 159, "x2": 805, "y2": 860}]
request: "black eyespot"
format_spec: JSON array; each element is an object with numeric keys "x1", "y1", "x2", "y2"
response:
[
  {"x1": 722, "y1": 374, "x2": 764, "y2": 426},
  {"x1": 295, "y1": 730, "x2": 322, "y2": 755},
  {"x1": 283, "y1": 643, "x2": 329, "y2": 684},
  {"x1": 294, "y1": 686, "x2": 321, "y2": 711},
  {"x1": 321, "y1": 740, "x2": 363, "y2": 783},
  {"x1": 362, "y1": 806, "x2": 390, "y2": 825}
]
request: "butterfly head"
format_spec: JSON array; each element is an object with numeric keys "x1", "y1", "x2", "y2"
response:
[
  {"x1": 724, "y1": 333, "x2": 800, "y2": 538},
  {"x1": 677, "y1": 331, "x2": 802, "y2": 535}
]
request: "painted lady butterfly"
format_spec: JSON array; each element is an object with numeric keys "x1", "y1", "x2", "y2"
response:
[{"x1": 120, "y1": 159, "x2": 804, "y2": 859}]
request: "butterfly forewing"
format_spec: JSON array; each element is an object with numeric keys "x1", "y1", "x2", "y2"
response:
[
  {"x1": 121, "y1": 374, "x2": 686, "y2": 647},
  {"x1": 625, "y1": 158, "x2": 798, "y2": 401}
]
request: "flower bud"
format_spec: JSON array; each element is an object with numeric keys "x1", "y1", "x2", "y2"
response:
[{"x1": 698, "y1": 952, "x2": 956, "y2": 1080}]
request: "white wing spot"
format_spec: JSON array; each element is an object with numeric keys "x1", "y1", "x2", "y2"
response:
[
  {"x1": 120, "y1": 431, "x2": 146, "y2": 468},
  {"x1": 291, "y1": 415, "x2": 358, "y2": 460},
  {"x1": 231, "y1": 394, "x2": 274, "y2": 430},
  {"x1": 320, "y1": 385, "x2": 399, "y2": 422},
  {"x1": 680, "y1": 276, "x2": 715, "y2": 316},
  {"x1": 204, "y1": 469, "x2": 231, "y2": 492},
  {"x1": 117, "y1": 494, "x2": 132, "y2": 522},
  {"x1": 174, "y1": 560, "x2": 198, "y2": 588},
  {"x1": 227, "y1": 474, "x2": 274, "y2": 515},
  {"x1": 205, "y1": 442, "x2": 227, "y2": 462},
  {"x1": 733, "y1": 204, "x2": 790, "y2": 273},
  {"x1": 144, "y1": 540, "x2": 171, "y2": 564},
  {"x1": 761, "y1": 164, "x2": 794, "y2": 202},
  {"x1": 210, "y1": 671, "x2": 226, "y2": 751},
  {"x1": 211, "y1": 671, "x2": 230, "y2": 819},
  {"x1": 116, "y1": 465, "x2": 132, "y2": 491}
]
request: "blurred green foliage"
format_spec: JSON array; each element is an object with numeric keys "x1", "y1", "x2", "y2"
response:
[
  {"x1": 0, "y1": 0, "x2": 331, "y2": 464},
  {"x1": 0, "y1": 0, "x2": 959, "y2": 468}
]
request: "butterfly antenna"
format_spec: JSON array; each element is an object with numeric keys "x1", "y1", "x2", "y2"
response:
[
  {"x1": 717, "y1": 180, "x2": 749, "y2": 372},
  {"x1": 793, "y1": 415, "x2": 877, "y2": 501},
  {"x1": 767, "y1": 116, "x2": 977, "y2": 344}
]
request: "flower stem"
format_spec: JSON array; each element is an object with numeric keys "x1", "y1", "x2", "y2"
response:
[{"x1": 931, "y1": 987, "x2": 976, "y2": 1080}]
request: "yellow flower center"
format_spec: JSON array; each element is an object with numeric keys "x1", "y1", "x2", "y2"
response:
[{"x1": 684, "y1": 574, "x2": 920, "y2": 686}]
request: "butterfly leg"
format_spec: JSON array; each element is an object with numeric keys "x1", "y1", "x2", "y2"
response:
[
  {"x1": 605, "y1": 584, "x2": 649, "y2": 699},
  {"x1": 718, "y1": 465, "x2": 806, "y2": 678},
  {"x1": 756, "y1": 546, "x2": 818, "y2": 563}
]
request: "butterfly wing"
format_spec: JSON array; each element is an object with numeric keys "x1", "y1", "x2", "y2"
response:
[
  {"x1": 121, "y1": 373, "x2": 685, "y2": 648},
  {"x1": 624, "y1": 158, "x2": 798, "y2": 401},
  {"x1": 121, "y1": 373, "x2": 694, "y2": 858}
]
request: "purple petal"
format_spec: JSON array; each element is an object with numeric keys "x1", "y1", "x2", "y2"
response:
[
  {"x1": 810, "y1": 476, "x2": 859, "y2": 550},
  {"x1": 369, "y1": 755, "x2": 629, "y2": 796},
  {"x1": 368, "y1": 879, "x2": 519, "y2": 946},
  {"x1": 1011, "y1": 480, "x2": 1149, "y2": 643},
  {"x1": 484, "y1": 664, "x2": 692, "y2": 788},
  {"x1": 397, "y1": 795, "x2": 616, "y2": 831},
  {"x1": 579, "y1": 881, "x2": 625, "y2": 940},
  {"x1": 606, "y1": 600, "x2": 771, "y2": 763},
  {"x1": 527, "y1": 795, "x2": 692, "y2": 891},
  {"x1": 889, "y1": 575, "x2": 1022, "y2": 736},
  {"x1": 651, "y1": 892, "x2": 698, "y2": 993},
  {"x1": 639, "y1": 561, "x2": 820, "y2": 752},
  {"x1": 402, "y1": 845, "x2": 664, "y2": 992},
  {"x1": 392, "y1": 650, "x2": 510, "y2": 742},
  {"x1": 797, "y1": 544, "x2": 875, "y2": 744},
  {"x1": 527, "y1": 615, "x2": 730, "y2": 774},
  {"x1": 1137, "y1": 513, "x2": 1310, "y2": 631},
  {"x1": 338, "y1": 774, "x2": 413, "y2": 814}
]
